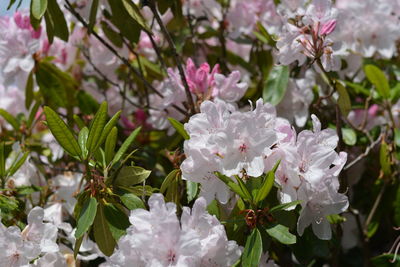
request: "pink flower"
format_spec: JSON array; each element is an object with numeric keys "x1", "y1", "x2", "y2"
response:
[
  {"x1": 185, "y1": 58, "x2": 219, "y2": 94},
  {"x1": 320, "y1": 19, "x2": 337, "y2": 35}
]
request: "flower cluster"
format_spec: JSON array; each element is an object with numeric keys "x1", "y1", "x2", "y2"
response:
[
  {"x1": 103, "y1": 194, "x2": 242, "y2": 266},
  {"x1": 182, "y1": 99, "x2": 348, "y2": 239}
]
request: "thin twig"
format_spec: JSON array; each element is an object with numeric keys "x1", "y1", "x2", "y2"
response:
[
  {"x1": 344, "y1": 134, "x2": 382, "y2": 171},
  {"x1": 148, "y1": 0, "x2": 196, "y2": 114}
]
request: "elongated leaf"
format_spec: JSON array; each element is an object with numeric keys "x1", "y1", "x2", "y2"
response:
[
  {"x1": 47, "y1": 0, "x2": 69, "y2": 41},
  {"x1": 88, "y1": 0, "x2": 99, "y2": 31},
  {"x1": 44, "y1": 11, "x2": 54, "y2": 43},
  {"x1": 32, "y1": 0, "x2": 48, "y2": 20},
  {"x1": 0, "y1": 142, "x2": 5, "y2": 177},
  {"x1": 73, "y1": 235, "x2": 84, "y2": 259},
  {"x1": 168, "y1": 117, "x2": 190, "y2": 140},
  {"x1": 87, "y1": 102, "x2": 108, "y2": 154},
  {"x1": 380, "y1": 141, "x2": 391, "y2": 176},
  {"x1": 103, "y1": 203, "x2": 130, "y2": 241},
  {"x1": 44, "y1": 106, "x2": 81, "y2": 157},
  {"x1": 269, "y1": 201, "x2": 301, "y2": 213},
  {"x1": 111, "y1": 126, "x2": 141, "y2": 165},
  {"x1": 100, "y1": 21, "x2": 123, "y2": 48},
  {"x1": 93, "y1": 203, "x2": 116, "y2": 256},
  {"x1": 105, "y1": 127, "x2": 118, "y2": 165},
  {"x1": 215, "y1": 172, "x2": 251, "y2": 201},
  {"x1": 75, "y1": 197, "x2": 98, "y2": 239},
  {"x1": 266, "y1": 224, "x2": 296, "y2": 244},
  {"x1": 186, "y1": 181, "x2": 198, "y2": 202},
  {"x1": 121, "y1": 0, "x2": 151, "y2": 32},
  {"x1": 336, "y1": 82, "x2": 351, "y2": 116},
  {"x1": 364, "y1": 65, "x2": 390, "y2": 99},
  {"x1": 7, "y1": 152, "x2": 29, "y2": 176},
  {"x1": 242, "y1": 228, "x2": 262, "y2": 267},
  {"x1": 263, "y1": 65, "x2": 289, "y2": 105},
  {"x1": 78, "y1": 127, "x2": 89, "y2": 159},
  {"x1": 25, "y1": 71, "x2": 34, "y2": 109},
  {"x1": 95, "y1": 111, "x2": 121, "y2": 153},
  {"x1": 114, "y1": 166, "x2": 151, "y2": 187},
  {"x1": 234, "y1": 176, "x2": 253, "y2": 202},
  {"x1": 120, "y1": 191, "x2": 145, "y2": 210},
  {"x1": 160, "y1": 169, "x2": 179, "y2": 194},
  {"x1": 254, "y1": 161, "x2": 280, "y2": 205},
  {"x1": 0, "y1": 109, "x2": 19, "y2": 130},
  {"x1": 73, "y1": 115, "x2": 86, "y2": 130}
]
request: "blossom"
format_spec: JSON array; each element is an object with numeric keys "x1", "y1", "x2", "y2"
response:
[
  {"x1": 0, "y1": 207, "x2": 59, "y2": 266},
  {"x1": 103, "y1": 194, "x2": 242, "y2": 266}
]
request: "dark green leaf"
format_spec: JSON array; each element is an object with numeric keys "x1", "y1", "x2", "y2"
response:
[
  {"x1": 88, "y1": 0, "x2": 99, "y2": 31},
  {"x1": 95, "y1": 111, "x2": 121, "y2": 154},
  {"x1": 160, "y1": 169, "x2": 179, "y2": 194},
  {"x1": 44, "y1": 11, "x2": 54, "y2": 43},
  {"x1": 93, "y1": 203, "x2": 117, "y2": 256},
  {"x1": 186, "y1": 181, "x2": 198, "y2": 202},
  {"x1": 336, "y1": 82, "x2": 351, "y2": 116},
  {"x1": 263, "y1": 65, "x2": 289, "y2": 105},
  {"x1": 74, "y1": 235, "x2": 84, "y2": 259},
  {"x1": 78, "y1": 127, "x2": 89, "y2": 160},
  {"x1": 371, "y1": 254, "x2": 400, "y2": 266},
  {"x1": 75, "y1": 197, "x2": 98, "y2": 239},
  {"x1": 120, "y1": 192, "x2": 145, "y2": 210},
  {"x1": 168, "y1": 117, "x2": 189, "y2": 140},
  {"x1": 380, "y1": 141, "x2": 391, "y2": 176},
  {"x1": 47, "y1": 0, "x2": 69, "y2": 41},
  {"x1": 269, "y1": 201, "x2": 300, "y2": 213},
  {"x1": 87, "y1": 102, "x2": 108, "y2": 154},
  {"x1": 364, "y1": 64, "x2": 390, "y2": 99},
  {"x1": 105, "y1": 127, "x2": 118, "y2": 165},
  {"x1": 25, "y1": 70, "x2": 34, "y2": 109},
  {"x1": 103, "y1": 203, "x2": 130, "y2": 241},
  {"x1": 111, "y1": 126, "x2": 141, "y2": 165},
  {"x1": 7, "y1": 152, "x2": 29, "y2": 176},
  {"x1": 266, "y1": 224, "x2": 296, "y2": 244},
  {"x1": 254, "y1": 161, "x2": 280, "y2": 205},
  {"x1": 32, "y1": 0, "x2": 48, "y2": 20},
  {"x1": 44, "y1": 106, "x2": 81, "y2": 157},
  {"x1": 0, "y1": 109, "x2": 19, "y2": 130},
  {"x1": 121, "y1": 0, "x2": 151, "y2": 32},
  {"x1": 100, "y1": 21, "x2": 123, "y2": 48},
  {"x1": 215, "y1": 172, "x2": 251, "y2": 202},
  {"x1": 114, "y1": 166, "x2": 151, "y2": 187},
  {"x1": 242, "y1": 228, "x2": 263, "y2": 267}
]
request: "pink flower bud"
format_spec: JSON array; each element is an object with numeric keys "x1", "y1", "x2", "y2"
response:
[{"x1": 320, "y1": 19, "x2": 337, "y2": 36}]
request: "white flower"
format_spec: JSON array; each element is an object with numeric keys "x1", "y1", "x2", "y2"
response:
[{"x1": 104, "y1": 194, "x2": 241, "y2": 266}]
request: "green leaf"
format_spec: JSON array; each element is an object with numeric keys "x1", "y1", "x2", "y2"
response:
[
  {"x1": 395, "y1": 129, "x2": 400, "y2": 148},
  {"x1": 366, "y1": 220, "x2": 379, "y2": 238},
  {"x1": 242, "y1": 228, "x2": 263, "y2": 267},
  {"x1": 78, "y1": 127, "x2": 89, "y2": 159},
  {"x1": 93, "y1": 203, "x2": 116, "y2": 256},
  {"x1": 364, "y1": 65, "x2": 390, "y2": 99},
  {"x1": 0, "y1": 142, "x2": 5, "y2": 178},
  {"x1": 120, "y1": 192, "x2": 145, "y2": 210},
  {"x1": 31, "y1": 0, "x2": 48, "y2": 20},
  {"x1": 269, "y1": 201, "x2": 300, "y2": 213},
  {"x1": 87, "y1": 102, "x2": 108, "y2": 154},
  {"x1": 234, "y1": 176, "x2": 253, "y2": 202},
  {"x1": 27, "y1": 102, "x2": 41, "y2": 129},
  {"x1": 263, "y1": 65, "x2": 289, "y2": 105},
  {"x1": 0, "y1": 109, "x2": 19, "y2": 130},
  {"x1": 100, "y1": 21, "x2": 123, "y2": 48},
  {"x1": 74, "y1": 235, "x2": 84, "y2": 259},
  {"x1": 342, "y1": 128, "x2": 357, "y2": 146},
  {"x1": 266, "y1": 224, "x2": 296, "y2": 244},
  {"x1": 168, "y1": 117, "x2": 189, "y2": 140},
  {"x1": 215, "y1": 172, "x2": 251, "y2": 202},
  {"x1": 105, "y1": 127, "x2": 118, "y2": 165},
  {"x1": 111, "y1": 126, "x2": 141, "y2": 165},
  {"x1": 73, "y1": 115, "x2": 86, "y2": 130},
  {"x1": 75, "y1": 197, "x2": 98, "y2": 239},
  {"x1": 88, "y1": 0, "x2": 99, "y2": 31},
  {"x1": 103, "y1": 203, "x2": 130, "y2": 241},
  {"x1": 7, "y1": 152, "x2": 29, "y2": 177},
  {"x1": 254, "y1": 161, "x2": 280, "y2": 205},
  {"x1": 380, "y1": 141, "x2": 391, "y2": 176},
  {"x1": 47, "y1": 0, "x2": 69, "y2": 41},
  {"x1": 44, "y1": 11, "x2": 54, "y2": 43},
  {"x1": 336, "y1": 82, "x2": 351, "y2": 116},
  {"x1": 44, "y1": 106, "x2": 82, "y2": 157},
  {"x1": 121, "y1": 0, "x2": 151, "y2": 32},
  {"x1": 371, "y1": 254, "x2": 400, "y2": 266},
  {"x1": 160, "y1": 169, "x2": 179, "y2": 194},
  {"x1": 114, "y1": 166, "x2": 151, "y2": 187},
  {"x1": 95, "y1": 111, "x2": 121, "y2": 154},
  {"x1": 186, "y1": 181, "x2": 198, "y2": 202},
  {"x1": 25, "y1": 70, "x2": 34, "y2": 109}
]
